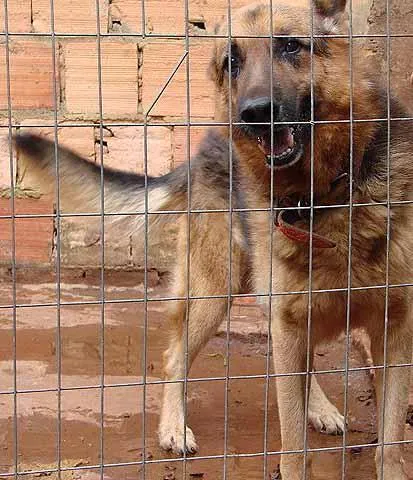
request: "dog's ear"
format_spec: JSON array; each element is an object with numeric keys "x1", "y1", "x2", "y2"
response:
[
  {"x1": 313, "y1": 0, "x2": 347, "y2": 18},
  {"x1": 312, "y1": 0, "x2": 347, "y2": 32}
]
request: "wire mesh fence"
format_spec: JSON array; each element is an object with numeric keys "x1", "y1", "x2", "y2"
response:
[{"x1": 0, "y1": 0, "x2": 412, "y2": 479}]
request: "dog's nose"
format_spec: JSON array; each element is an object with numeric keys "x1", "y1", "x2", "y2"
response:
[{"x1": 239, "y1": 97, "x2": 280, "y2": 124}]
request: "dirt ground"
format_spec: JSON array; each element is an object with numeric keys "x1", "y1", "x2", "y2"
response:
[{"x1": 0, "y1": 269, "x2": 412, "y2": 480}]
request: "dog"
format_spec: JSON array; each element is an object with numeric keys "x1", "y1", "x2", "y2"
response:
[{"x1": 14, "y1": 0, "x2": 412, "y2": 478}]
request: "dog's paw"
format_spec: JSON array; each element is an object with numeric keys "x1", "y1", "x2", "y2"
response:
[
  {"x1": 308, "y1": 403, "x2": 345, "y2": 435},
  {"x1": 158, "y1": 423, "x2": 198, "y2": 455}
]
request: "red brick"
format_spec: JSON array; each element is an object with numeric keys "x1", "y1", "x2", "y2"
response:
[
  {"x1": 0, "y1": 193, "x2": 54, "y2": 216},
  {"x1": 141, "y1": 40, "x2": 215, "y2": 119},
  {"x1": 63, "y1": 41, "x2": 138, "y2": 118},
  {"x1": 0, "y1": 0, "x2": 32, "y2": 33},
  {"x1": 0, "y1": 40, "x2": 57, "y2": 110},
  {"x1": 0, "y1": 126, "x2": 16, "y2": 189},
  {"x1": 0, "y1": 198, "x2": 54, "y2": 264},
  {"x1": 109, "y1": 0, "x2": 360, "y2": 37},
  {"x1": 14, "y1": 217, "x2": 53, "y2": 263},
  {"x1": 189, "y1": 0, "x2": 257, "y2": 33},
  {"x1": 109, "y1": 0, "x2": 253, "y2": 35},
  {"x1": 172, "y1": 126, "x2": 208, "y2": 167},
  {"x1": 32, "y1": 0, "x2": 108, "y2": 34},
  {"x1": 0, "y1": 218, "x2": 12, "y2": 264},
  {"x1": 94, "y1": 125, "x2": 172, "y2": 177},
  {"x1": 110, "y1": 0, "x2": 183, "y2": 35},
  {"x1": 109, "y1": 0, "x2": 141, "y2": 32}
]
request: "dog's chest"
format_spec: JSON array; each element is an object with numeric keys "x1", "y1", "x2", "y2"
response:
[{"x1": 251, "y1": 225, "x2": 391, "y2": 332}]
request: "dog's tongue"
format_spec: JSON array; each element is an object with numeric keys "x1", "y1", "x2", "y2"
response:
[{"x1": 257, "y1": 127, "x2": 294, "y2": 156}]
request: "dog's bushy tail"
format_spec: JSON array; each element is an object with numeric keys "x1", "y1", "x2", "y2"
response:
[{"x1": 14, "y1": 133, "x2": 187, "y2": 235}]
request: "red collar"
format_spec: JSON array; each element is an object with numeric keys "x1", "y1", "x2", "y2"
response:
[{"x1": 275, "y1": 173, "x2": 350, "y2": 249}]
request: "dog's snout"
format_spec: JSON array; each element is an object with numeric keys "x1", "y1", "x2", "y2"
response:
[{"x1": 239, "y1": 97, "x2": 280, "y2": 125}]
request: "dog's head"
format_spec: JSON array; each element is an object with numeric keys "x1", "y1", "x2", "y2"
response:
[{"x1": 210, "y1": 0, "x2": 379, "y2": 188}]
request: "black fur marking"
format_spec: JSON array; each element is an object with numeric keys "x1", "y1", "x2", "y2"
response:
[
  {"x1": 360, "y1": 92, "x2": 411, "y2": 185},
  {"x1": 313, "y1": 0, "x2": 347, "y2": 18},
  {"x1": 14, "y1": 133, "x2": 44, "y2": 158}
]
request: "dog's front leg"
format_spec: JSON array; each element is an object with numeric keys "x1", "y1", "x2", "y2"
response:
[
  {"x1": 159, "y1": 297, "x2": 229, "y2": 455},
  {"x1": 371, "y1": 320, "x2": 412, "y2": 480},
  {"x1": 272, "y1": 314, "x2": 312, "y2": 479}
]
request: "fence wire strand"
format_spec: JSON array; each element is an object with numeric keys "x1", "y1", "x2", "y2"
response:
[
  {"x1": 183, "y1": 0, "x2": 191, "y2": 476},
  {"x1": 378, "y1": 0, "x2": 393, "y2": 477},
  {"x1": 341, "y1": 0, "x2": 355, "y2": 477},
  {"x1": 2, "y1": 0, "x2": 18, "y2": 478},
  {"x1": 223, "y1": 0, "x2": 233, "y2": 477},
  {"x1": 1, "y1": 1, "x2": 412, "y2": 479},
  {"x1": 263, "y1": 1, "x2": 275, "y2": 478},
  {"x1": 48, "y1": 0, "x2": 62, "y2": 477}
]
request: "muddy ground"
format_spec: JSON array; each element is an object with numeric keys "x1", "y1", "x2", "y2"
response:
[{"x1": 0, "y1": 269, "x2": 412, "y2": 479}]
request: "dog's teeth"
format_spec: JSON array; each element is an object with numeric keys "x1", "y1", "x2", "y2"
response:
[{"x1": 282, "y1": 147, "x2": 292, "y2": 156}]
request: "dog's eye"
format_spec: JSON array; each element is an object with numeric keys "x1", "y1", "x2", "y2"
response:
[
  {"x1": 284, "y1": 40, "x2": 301, "y2": 54},
  {"x1": 223, "y1": 55, "x2": 240, "y2": 78}
]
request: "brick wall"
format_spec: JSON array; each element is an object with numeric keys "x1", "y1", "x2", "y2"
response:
[
  {"x1": 0, "y1": 0, "x2": 411, "y2": 269},
  {"x1": 0, "y1": 0, "x2": 246, "y2": 268}
]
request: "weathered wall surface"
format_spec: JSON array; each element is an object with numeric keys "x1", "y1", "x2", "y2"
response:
[
  {"x1": 0, "y1": 0, "x2": 223, "y2": 269},
  {"x1": 366, "y1": 0, "x2": 413, "y2": 114},
  {"x1": 0, "y1": 0, "x2": 411, "y2": 270}
]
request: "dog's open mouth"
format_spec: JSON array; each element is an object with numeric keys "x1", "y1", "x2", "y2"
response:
[{"x1": 256, "y1": 126, "x2": 303, "y2": 169}]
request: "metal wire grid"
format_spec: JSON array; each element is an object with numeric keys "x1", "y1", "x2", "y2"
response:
[{"x1": 1, "y1": 0, "x2": 412, "y2": 479}]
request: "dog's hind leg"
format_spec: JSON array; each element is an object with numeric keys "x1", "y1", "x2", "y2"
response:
[
  {"x1": 370, "y1": 314, "x2": 412, "y2": 480},
  {"x1": 158, "y1": 214, "x2": 244, "y2": 455}
]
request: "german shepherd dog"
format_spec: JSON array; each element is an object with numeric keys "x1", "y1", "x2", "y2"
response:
[{"x1": 15, "y1": 0, "x2": 412, "y2": 478}]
